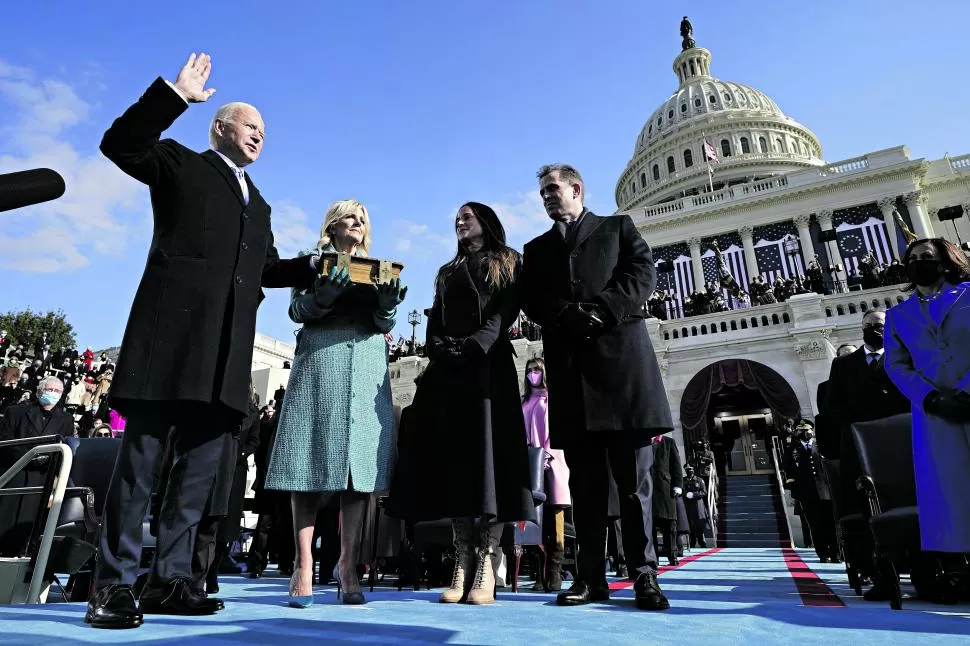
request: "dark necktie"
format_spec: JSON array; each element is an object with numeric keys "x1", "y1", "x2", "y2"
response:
[{"x1": 867, "y1": 353, "x2": 881, "y2": 370}]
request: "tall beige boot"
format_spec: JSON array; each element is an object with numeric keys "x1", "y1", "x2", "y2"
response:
[
  {"x1": 466, "y1": 522, "x2": 502, "y2": 605},
  {"x1": 439, "y1": 518, "x2": 474, "y2": 603}
]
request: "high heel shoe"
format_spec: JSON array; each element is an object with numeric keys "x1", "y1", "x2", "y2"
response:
[
  {"x1": 337, "y1": 492, "x2": 369, "y2": 605},
  {"x1": 336, "y1": 579, "x2": 366, "y2": 605},
  {"x1": 288, "y1": 570, "x2": 314, "y2": 608}
]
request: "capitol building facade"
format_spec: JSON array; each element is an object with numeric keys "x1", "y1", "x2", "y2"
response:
[{"x1": 251, "y1": 22, "x2": 970, "y2": 464}]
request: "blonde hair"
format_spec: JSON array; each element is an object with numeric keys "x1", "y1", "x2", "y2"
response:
[{"x1": 316, "y1": 199, "x2": 371, "y2": 256}]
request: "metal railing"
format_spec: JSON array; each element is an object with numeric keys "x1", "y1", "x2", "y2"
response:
[
  {"x1": 0, "y1": 437, "x2": 73, "y2": 604},
  {"x1": 705, "y1": 468, "x2": 719, "y2": 546},
  {"x1": 770, "y1": 436, "x2": 797, "y2": 549}
]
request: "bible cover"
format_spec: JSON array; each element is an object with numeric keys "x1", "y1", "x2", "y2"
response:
[{"x1": 318, "y1": 252, "x2": 404, "y2": 285}]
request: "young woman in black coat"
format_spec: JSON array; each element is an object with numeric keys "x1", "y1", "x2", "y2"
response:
[{"x1": 388, "y1": 202, "x2": 534, "y2": 605}]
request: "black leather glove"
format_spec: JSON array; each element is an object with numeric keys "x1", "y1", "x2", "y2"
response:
[
  {"x1": 558, "y1": 303, "x2": 604, "y2": 339},
  {"x1": 432, "y1": 336, "x2": 465, "y2": 366},
  {"x1": 923, "y1": 389, "x2": 970, "y2": 422},
  {"x1": 313, "y1": 266, "x2": 351, "y2": 308}
]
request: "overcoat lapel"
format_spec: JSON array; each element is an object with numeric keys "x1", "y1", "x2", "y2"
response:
[{"x1": 201, "y1": 150, "x2": 246, "y2": 206}]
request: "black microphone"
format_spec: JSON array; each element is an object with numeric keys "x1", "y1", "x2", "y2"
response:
[{"x1": 0, "y1": 168, "x2": 66, "y2": 213}]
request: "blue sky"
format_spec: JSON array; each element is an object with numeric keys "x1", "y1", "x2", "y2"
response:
[{"x1": 2, "y1": 1, "x2": 969, "y2": 350}]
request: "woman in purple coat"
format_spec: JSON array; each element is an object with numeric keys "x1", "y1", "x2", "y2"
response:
[{"x1": 884, "y1": 237, "x2": 970, "y2": 598}]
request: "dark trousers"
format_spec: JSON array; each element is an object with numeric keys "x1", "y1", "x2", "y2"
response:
[
  {"x1": 564, "y1": 438, "x2": 657, "y2": 584},
  {"x1": 96, "y1": 403, "x2": 230, "y2": 586},
  {"x1": 249, "y1": 494, "x2": 295, "y2": 573},
  {"x1": 191, "y1": 514, "x2": 225, "y2": 591},
  {"x1": 654, "y1": 518, "x2": 676, "y2": 558},
  {"x1": 802, "y1": 498, "x2": 838, "y2": 560}
]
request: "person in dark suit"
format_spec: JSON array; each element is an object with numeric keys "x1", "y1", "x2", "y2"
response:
[
  {"x1": 825, "y1": 308, "x2": 910, "y2": 599},
  {"x1": 191, "y1": 389, "x2": 260, "y2": 596},
  {"x1": 826, "y1": 309, "x2": 910, "y2": 512},
  {"x1": 522, "y1": 164, "x2": 673, "y2": 611},
  {"x1": 0, "y1": 377, "x2": 73, "y2": 555},
  {"x1": 784, "y1": 419, "x2": 838, "y2": 562},
  {"x1": 85, "y1": 53, "x2": 317, "y2": 629},
  {"x1": 650, "y1": 434, "x2": 684, "y2": 566},
  {"x1": 682, "y1": 464, "x2": 709, "y2": 548}
]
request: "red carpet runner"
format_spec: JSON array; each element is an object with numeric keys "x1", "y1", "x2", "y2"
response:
[
  {"x1": 608, "y1": 547, "x2": 723, "y2": 590},
  {"x1": 782, "y1": 547, "x2": 845, "y2": 607}
]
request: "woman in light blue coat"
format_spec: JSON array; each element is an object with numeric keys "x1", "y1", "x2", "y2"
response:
[
  {"x1": 884, "y1": 237, "x2": 970, "y2": 599},
  {"x1": 266, "y1": 199, "x2": 406, "y2": 607}
]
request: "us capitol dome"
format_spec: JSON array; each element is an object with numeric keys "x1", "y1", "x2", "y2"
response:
[{"x1": 616, "y1": 20, "x2": 824, "y2": 210}]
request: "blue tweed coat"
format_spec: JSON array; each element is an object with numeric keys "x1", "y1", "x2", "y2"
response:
[{"x1": 265, "y1": 249, "x2": 397, "y2": 493}]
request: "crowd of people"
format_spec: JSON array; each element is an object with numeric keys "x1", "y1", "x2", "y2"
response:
[
  {"x1": 3, "y1": 51, "x2": 968, "y2": 634},
  {"x1": 778, "y1": 238, "x2": 970, "y2": 605}
]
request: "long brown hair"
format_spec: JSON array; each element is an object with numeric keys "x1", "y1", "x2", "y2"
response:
[
  {"x1": 522, "y1": 357, "x2": 547, "y2": 402},
  {"x1": 436, "y1": 202, "x2": 519, "y2": 294},
  {"x1": 900, "y1": 237, "x2": 970, "y2": 292}
]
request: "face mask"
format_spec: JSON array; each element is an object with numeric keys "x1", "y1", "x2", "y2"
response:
[
  {"x1": 862, "y1": 328, "x2": 884, "y2": 350},
  {"x1": 906, "y1": 259, "x2": 943, "y2": 287},
  {"x1": 39, "y1": 391, "x2": 60, "y2": 407},
  {"x1": 527, "y1": 372, "x2": 543, "y2": 387}
]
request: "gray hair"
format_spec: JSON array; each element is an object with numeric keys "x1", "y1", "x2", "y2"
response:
[
  {"x1": 208, "y1": 102, "x2": 260, "y2": 148},
  {"x1": 37, "y1": 376, "x2": 64, "y2": 393},
  {"x1": 537, "y1": 163, "x2": 584, "y2": 186},
  {"x1": 862, "y1": 308, "x2": 885, "y2": 322}
]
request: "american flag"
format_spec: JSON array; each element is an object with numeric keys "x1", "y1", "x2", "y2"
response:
[
  {"x1": 836, "y1": 216, "x2": 893, "y2": 271},
  {"x1": 704, "y1": 139, "x2": 719, "y2": 163},
  {"x1": 752, "y1": 221, "x2": 804, "y2": 283}
]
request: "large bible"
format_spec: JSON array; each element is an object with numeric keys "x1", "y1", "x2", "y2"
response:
[{"x1": 318, "y1": 251, "x2": 405, "y2": 285}]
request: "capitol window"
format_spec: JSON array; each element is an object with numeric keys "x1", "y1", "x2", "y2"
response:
[
  {"x1": 709, "y1": 95, "x2": 717, "y2": 104},
  {"x1": 667, "y1": 156, "x2": 675, "y2": 173},
  {"x1": 721, "y1": 139, "x2": 732, "y2": 157},
  {"x1": 684, "y1": 149, "x2": 694, "y2": 167},
  {"x1": 694, "y1": 97, "x2": 702, "y2": 107},
  {"x1": 723, "y1": 92, "x2": 732, "y2": 102},
  {"x1": 668, "y1": 109, "x2": 674, "y2": 119},
  {"x1": 657, "y1": 116, "x2": 662, "y2": 126},
  {"x1": 740, "y1": 137, "x2": 750, "y2": 154},
  {"x1": 640, "y1": 172, "x2": 646, "y2": 186},
  {"x1": 681, "y1": 103, "x2": 687, "y2": 113},
  {"x1": 775, "y1": 138, "x2": 784, "y2": 152},
  {"x1": 759, "y1": 137, "x2": 768, "y2": 153},
  {"x1": 652, "y1": 164, "x2": 660, "y2": 180}
]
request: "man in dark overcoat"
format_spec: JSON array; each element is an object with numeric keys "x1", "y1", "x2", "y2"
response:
[
  {"x1": 650, "y1": 434, "x2": 684, "y2": 565},
  {"x1": 825, "y1": 308, "x2": 909, "y2": 598},
  {"x1": 522, "y1": 164, "x2": 673, "y2": 611},
  {"x1": 0, "y1": 377, "x2": 73, "y2": 555},
  {"x1": 85, "y1": 53, "x2": 317, "y2": 629}
]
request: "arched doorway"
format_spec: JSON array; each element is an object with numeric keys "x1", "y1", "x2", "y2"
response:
[{"x1": 680, "y1": 359, "x2": 801, "y2": 476}]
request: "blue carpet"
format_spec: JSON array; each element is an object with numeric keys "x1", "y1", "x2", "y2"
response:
[{"x1": 0, "y1": 548, "x2": 966, "y2": 645}]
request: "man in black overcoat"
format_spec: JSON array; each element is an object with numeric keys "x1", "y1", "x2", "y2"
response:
[
  {"x1": 0, "y1": 377, "x2": 73, "y2": 555},
  {"x1": 824, "y1": 308, "x2": 909, "y2": 599},
  {"x1": 784, "y1": 419, "x2": 838, "y2": 562},
  {"x1": 85, "y1": 53, "x2": 317, "y2": 629},
  {"x1": 522, "y1": 164, "x2": 673, "y2": 611}
]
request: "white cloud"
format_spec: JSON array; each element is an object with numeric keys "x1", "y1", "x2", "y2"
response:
[
  {"x1": 0, "y1": 59, "x2": 148, "y2": 272},
  {"x1": 270, "y1": 201, "x2": 318, "y2": 258},
  {"x1": 389, "y1": 218, "x2": 454, "y2": 260},
  {"x1": 489, "y1": 190, "x2": 551, "y2": 249}
]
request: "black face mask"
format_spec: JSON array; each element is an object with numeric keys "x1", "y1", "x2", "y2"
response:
[
  {"x1": 862, "y1": 328, "x2": 884, "y2": 350},
  {"x1": 907, "y1": 259, "x2": 944, "y2": 287}
]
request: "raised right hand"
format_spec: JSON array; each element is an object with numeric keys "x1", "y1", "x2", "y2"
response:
[
  {"x1": 174, "y1": 53, "x2": 217, "y2": 102},
  {"x1": 313, "y1": 266, "x2": 351, "y2": 308}
]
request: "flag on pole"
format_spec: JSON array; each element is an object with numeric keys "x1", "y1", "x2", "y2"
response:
[
  {"x1": 703, "y1": 139, "x2": 720, "y2": 164},
  {"x1": 703, "y1": 138, "x2": 719, "y2": 193}
]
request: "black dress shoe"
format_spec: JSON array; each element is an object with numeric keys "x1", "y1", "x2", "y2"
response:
[
  {"x1": 555, "y1": 580, "x2": 610, "y2": 606},
  {"x1": 84, "y1": 584, "x2": 144, "y2": 629},
  {"x1": 668, "y1": 556, "x2": 680, "y2": 566},
  {"x1": 249, "y1": 568, "x2": 263, "y2": 579},
  {"x1": 863, "y1": 581, "x2": 892, "y2": 602},
  {"x1": 140, "y1": 577, "x2": 222, "y2": 615},
  {"x1": 634, "y1": 573, "x2": 670, "y2": 611}
]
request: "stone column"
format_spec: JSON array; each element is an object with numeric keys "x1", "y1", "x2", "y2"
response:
[
  {"x1": 688, "y1": 236, "x2": 705, "y2": 292},
  {"x1": 739, "y1": 225, "x2": 759, "y2": 282},
  {"x1": 792, "y1": 214, "x2": 816, "y2": 266},
  {"x1": 877, "y1": 197, "x2": 901, "y2": 260},
  {"x1": 904, "y1": 190, "x2": 934, "y2": 239},
  {"x1": 817, "y1": 209, "x2": 847, "y2": 288}
]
